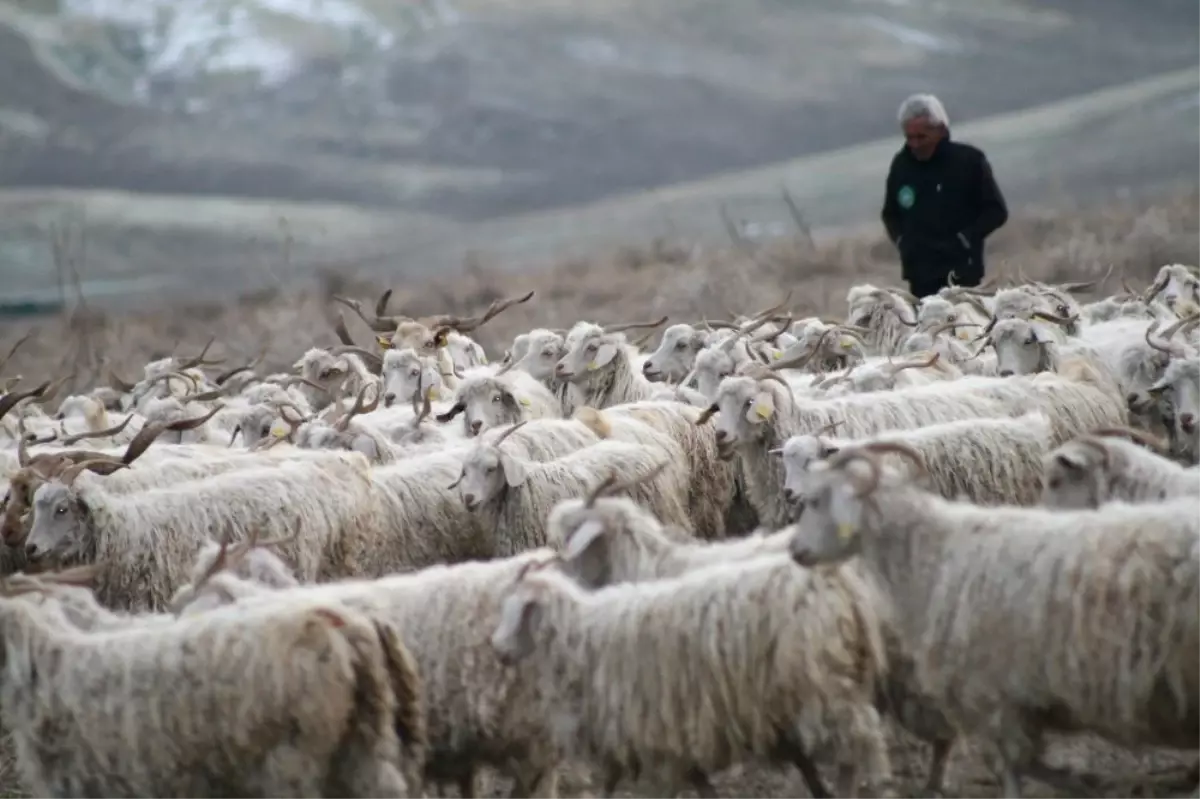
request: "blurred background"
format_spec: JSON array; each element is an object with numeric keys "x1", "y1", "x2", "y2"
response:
[{"x1": 0, "y1": 0, "x2": 1195, "y2": 312}]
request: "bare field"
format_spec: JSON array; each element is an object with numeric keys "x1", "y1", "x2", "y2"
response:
[{"x1": 0, "y1": 192, "x2": 1197, "y2": 796}]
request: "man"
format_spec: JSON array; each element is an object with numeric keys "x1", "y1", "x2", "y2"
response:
[{"x1": 881, "y1": 93, "x2": 1008, "y2": 299}]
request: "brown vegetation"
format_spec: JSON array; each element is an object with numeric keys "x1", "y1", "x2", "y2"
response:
[
  {"x1": 0, "y1": 189, "x2": 1196, "y2": 799},
  {"x1": 2, "y1": 188, "x2": 1196, "y2": 392}
]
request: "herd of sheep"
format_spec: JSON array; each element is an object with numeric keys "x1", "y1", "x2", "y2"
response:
[{"x1": 0, "y1": 262, "x2": 1197, "y2": 798}]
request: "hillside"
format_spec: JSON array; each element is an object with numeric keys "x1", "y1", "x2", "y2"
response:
[{"x1": 0, "y1": 0, "x2": 1195, "y2": 306}]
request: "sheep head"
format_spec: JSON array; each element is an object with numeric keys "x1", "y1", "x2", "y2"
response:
[
  {"x1": 545, "y1": 463, "x2": 673, "y2": 589},
  {"x1": 641, "y1": 323, "x2": 708, "y2": 384},
  {"x1": 555, "y1": 317, "x2": 668, "y2": 384},
  {"x1": 769, "y1": 422, "x2": 844, "y2": 510},
  {"x1": 448, "y1": 421, "x2": 529, "y2": 510},
  {"x1": 381, "y1": 348, "x2": 445, "y2": 409},
  {"x1": 700, "y1": 370, "x2": 794, "y2": 460},
  {"x1": 788, "y1": 442, "x2": 927, "y2": 567},
  {"x1": 439, "y1": 375, "x2": 527, "y2": 437}
]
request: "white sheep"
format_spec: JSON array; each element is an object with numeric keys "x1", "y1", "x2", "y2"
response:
[
  {"x1": 789, "y1": 443, "x2": 1199, "y2": 798},
  {"x1": 490, "y1": 553, "x2": 893, "y2": 797},
  {"x1": 844, "y1": 284, "x2": 919, "y2": 355},
  {"x1": 777, "y1": 412, "x2": 1053, "y2": 511},
  {"x1": 435, "y1": 368, "x2": 562, "y2": 436},
  {"x1": 1042, "y1": 427, "x2": 1200, "y2": 508},
  {"x1": 24, "y1": 450, "x2": 377, "y2": 611},
  {"x1": 555, "y1": 317, "x2": 670, "y2": 410},
  {"x1": 0, "y1": 589, "x2": 418, "y2": 797},
  {"x1": 451, "y1": 421, "x2": 692, "y2": 555},
  {"x1": 175, "y1": 547, "x2": 571, "y2": 799}
]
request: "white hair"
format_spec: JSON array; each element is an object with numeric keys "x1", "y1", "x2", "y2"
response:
[{"x1": 897, "y1": 93, "x2": 950, "y2": 129}]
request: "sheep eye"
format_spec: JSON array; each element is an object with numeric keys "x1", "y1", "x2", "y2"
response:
[
  {"x1": 486, "y1": 464, "x2": 497, "y2": 473},
  {"x1": 409, "y1": 369, "x2": 419, "y2": 378},
  {"x1": 260, "y1": 425, "x2": 271, "y2": 437},
  {"x1": 492, "y1": 394, "x2": 501, "y2": 403},
  {"x1": 675, "y1": 342, "x2": 686, "y2": 350},
  {"x1": 1048, "y1": 478, "x2": 1060, "y2": 489},
  {"x1": 55, "y1": 505, "x2": 67, "y2": 516},
  {"x1": 947, "y1": 314, "x2": 956, "y2": 322}
]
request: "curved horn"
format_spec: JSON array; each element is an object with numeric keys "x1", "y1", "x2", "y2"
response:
[
  {"x1": 770, "y1": 327, "x2": 836, "y2": 372},
  {"x1": 329, "y1": 345, "x2": 384, "y2": 371},
  {"x1": 280, "y1": 376, "x2": 330, "y2": 395},
  {"x1": 886, "y1": 305, "x2": 918, "y2": 327},
  {"x1": 488, "y1": 420, "x2": 528, "y2": 450},
  {"x1": 175, "y1": 338, "x2": 224, "y2": 371},
  {"x1": 695, "y1": 403, "x2": 719, "y2": 425},
  {"x1": 1144, "y1": 322, "x2": 1185, "y2": 358},
  {"x1": 0, "y1": 381, "x2": 51, "y2": 423},
  {"x1": 1160, "y1": 311, "x2": 1200, "y2": 341},
  {"x1": 332, "y1": 294, "x2": 405, "y2": 333},
  {"x1": 60, "y1": 458, "x2": 130, "y2": 486},
  {"x1": 1057, "y1": 264, "x2": 1113, "y2": 293},
  {"x1": 859, "y1": 440, "x2": 929, "y2": 479},
  {"x1": 335, "y1": 385, "x2": 379, "y2": 432},
  {"x1": 117, "y1": 408, "x2": 222, "y2": 466},
  {"x1": 603, "y1": 315, "x2": 669, "y2": 335},
  {"x1": 434, "y1": 291, "x2": 536, "y2": 334},
  {"x1": 926, "y1": 321, "x2": 977, "y2": 339},
  {"x1": 583, "y1": 472, "x2": 619, "y2": 508},
  {"x1": 886, "y1": 351, "x2": 940, "y2": 375},
  {"x1": 1142, "y1": 270, "x2": 1171, "y2": 303},
  {"x1": 1087, "y1": 426, "x2": 1170, "y2": 454},
  {"x1": 1030, "y1": 310, "x2": 1078, "y2": 327},
  {"x1": 56, "y1": 414, "x2": 135, "y2": 447},
  {"x1": 583, "y1": 460, "x2": 670, "y2": 509},
  {"x1": 824, "y1": 447, "x2": 883, "y2": 497},
  {"x1": 0, "y1": 331, "x2": 34, "y2": 376}
]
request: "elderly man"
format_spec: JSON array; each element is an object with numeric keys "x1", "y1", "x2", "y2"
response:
[{"x1": 881, "y1": 93, "x2": 1008, "y2": 298}]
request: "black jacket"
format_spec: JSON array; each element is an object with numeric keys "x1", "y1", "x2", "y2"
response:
[{"x1": 881, "y1": 134, "x2": 1008, "y2": 286}]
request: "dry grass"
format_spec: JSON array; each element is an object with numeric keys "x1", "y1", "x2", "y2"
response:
[
  {"x1": 0, "y1": 191, "x2": 1197, "y2": 796},
  {"x1": 1, "y1": 187, "x2": 1195, "y2": 391}
]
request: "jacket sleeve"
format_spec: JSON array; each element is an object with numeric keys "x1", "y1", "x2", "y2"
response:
[
  {"x1": 963, "y1": 151, "x2": 1008, "y2": 243},
  {"x1": 881, "y1": 155, "x2": 903, "y2": 244}
]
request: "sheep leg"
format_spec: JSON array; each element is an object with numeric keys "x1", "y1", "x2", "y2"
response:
[
  {"x1": 922, "y1": 737, "x2": 955, "y2": 795},
  {"x1": 835, "y1": 763, "x2": 859, "y2": 799},
  {"x1": 779, "y1": 742, "x2": 832, "y2": 798}
]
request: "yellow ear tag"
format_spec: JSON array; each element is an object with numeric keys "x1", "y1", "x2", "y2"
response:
[
  {"x1": 376, "y1": 336, "x2": 392, "y2": 350},
  {"x1": 837, "y1": 523, "x2": 855, "y2": 541},
  {"x1": 587, "y1": 361, "x2": 599, "y2": 371},
  {"x1": 772, "y1": 351, "x2": 783, "y2": 360},
  {"x1": 480, "y1": 355, "x2": 489, "y2": 365},
  {"x1": 270, "y1": 420, "x2": 289, "y2": 439},
  {"x1": 754, "y1": 403, "x2": 772, "y2": 419},
  {"x1": 518, "y1": 397, "x2": 532, "y2": 407},
  {"x1": 427, "y1": 387, "x2": 441, "y2": 402},
  {"x1": 957, "y1": 330, "x2": 971, "y2": 341},
  {"x1": 840, "y1": 337, "x2": 854, "y2": 350}
]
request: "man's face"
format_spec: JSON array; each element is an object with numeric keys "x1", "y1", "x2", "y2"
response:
[{"x1": 903, "y1": 116, "x2": 944, "y2": 161}]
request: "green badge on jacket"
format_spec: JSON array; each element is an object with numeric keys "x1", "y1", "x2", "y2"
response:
[{"x1": 897, "y1": 185, "x2": 915, "y2": 209}]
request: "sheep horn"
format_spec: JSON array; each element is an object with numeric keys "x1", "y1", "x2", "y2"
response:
[
  {"x1": 817, "y1": 420, "x2": 844, "y2": 437},
  {"x1": 583, "y1": 460, "x2": 670, "y2": 508},
  {"x1": 488, "y1": 420, "x2": 528, "y2": 450},
  {"x1": 859, "y1": 440, "x2": 929, "y2": 479},
  {"x1": 436, "y1": 291, "x2": 536, "y2": 333},
  {"x1": 118, "y1": 408, "x2": 223, "y2": 467},
  {"x1": 335, "y1": 385, "x2": 379, "y2": 432},
  {"x1": 60, "y1": 458, "x2": 130, "y2": 486},
  {"x1": 32, "y1": 375, "x2": 71, "y2": 407},
  {"x1": 886, "y1": 305, "x2": 918, "y2": 327},
  {"x1": 1142, "y1": 271, "x2": 1171, "y2": 303},
  {"x1": 1057, "y1": 264, "x2": 1113, "y2": 293},
  {"x1": 1087, "y1": 426, "x2": 1170, "y2": 455},
  {"x1": 330, "y1": 345, "x2": 383, "y2": 371},
  {"x1": 583, "y1": 472, "x2": 619, "y2": 508},
  {"x1": 1144, "y1": 322, "x2": 1184, "y2": 358},
  {"x1": 886, "y1": 286, "x2": 919, "y2": 305},
  {"x1": 375, "y1": 289, "x2": 394, "y2": 319},
  {"x1": 0, "y1": 330, "x2": 34, "y2": 376},
  {"x1": 0, "y1": 381, "x2": 51, "y2": 423},
  {"x1": 926, "y1": 322, "x2": 977, "y2": 339},
  {"x1": 1160, "y1": 312, "x2": 1200, "y2": 341},
  {"x1": 175, "y1": 338, "x2": 224, "y2": 371},
  {"x1": 332, "y1": 294, "x2": 404, "y2": 333},
  {"x1": 824, "y1": 447, "x2": 883, "y2": 498},
  {"x1": 228, "y1": 425, "x2": 242, "y2": 448},
  {"x1": 770, "y1": 328, "x2": 836, "y2": 372},
  {"x1": 887, "y1": 351, "x2": 940, "y2": 375},
  {"x1": 280, "y1": 376, "x2": 330, "y2": 395},
  {"x1": 1030, "y1": 310, "x2": 1078, "y2": 327},
  {"x1": 183, "y1": 386, "x2": 229, "y2": 403},
  {"x1": 603, "y1": 315, "x2": 669, "y2": 335},
  {"x1": 56, "y1": 414, "x2": 135, "y2": 447}
]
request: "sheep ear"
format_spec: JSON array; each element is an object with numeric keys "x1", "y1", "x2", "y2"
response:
[
  {"x1": 821, "y1": 445, "x2": 840, "y2": 458},
  {"x1": 562, "y1": 519, "x2": 606, "y2": 561},
  {"x1": 746, "y1": 391, "x2": 775, "y2": 423},
  {"x1": 500, "y1": 452, "x2": 528, "y2": 487},
  {"x1": 588, "y1": 342, "x2": 619, "y2": 371},
  {"x1": 1054, "y1": 450, "x2": 1087, "y2": 472}
]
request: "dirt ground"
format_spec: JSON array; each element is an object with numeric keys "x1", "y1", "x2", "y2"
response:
[{"x1": 0, "y1": 190, "x2": 1196, "y2": 798}]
